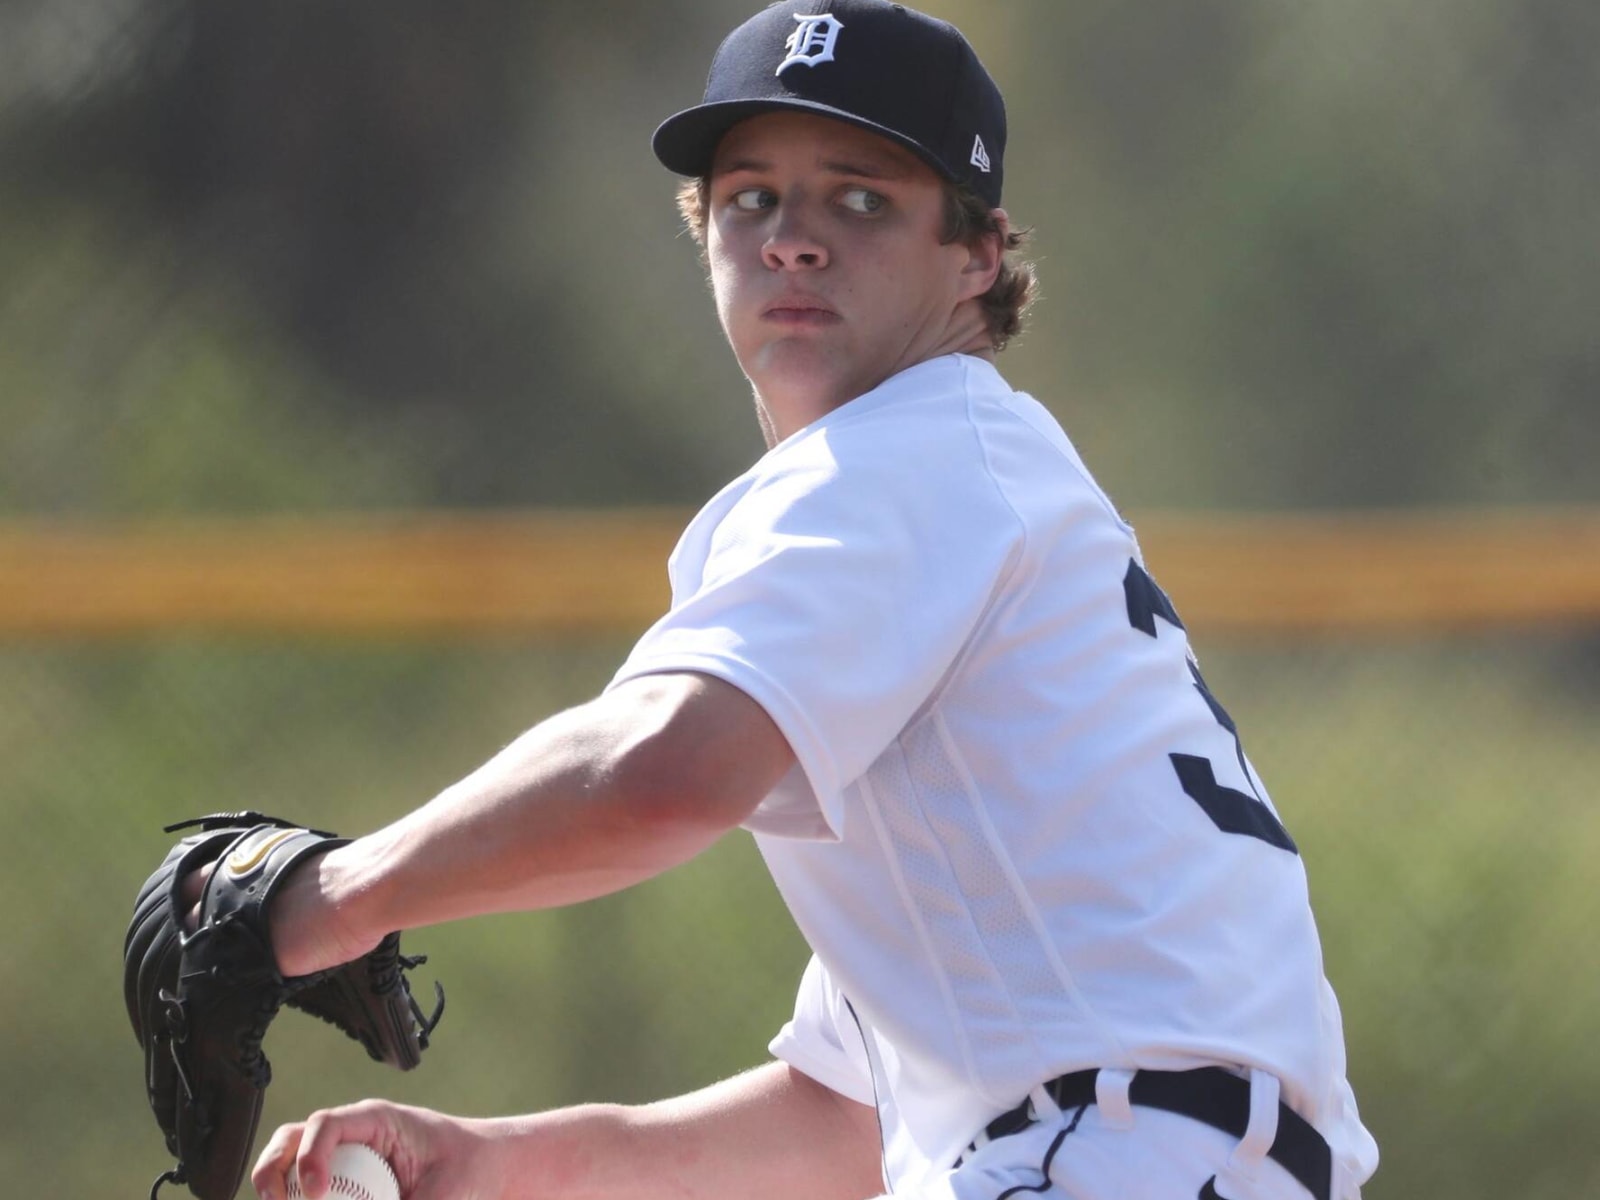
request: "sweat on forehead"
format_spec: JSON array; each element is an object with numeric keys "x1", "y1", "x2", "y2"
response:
[{"x1": 653, "y1": 1, "x2": 1008, "y2": 208}]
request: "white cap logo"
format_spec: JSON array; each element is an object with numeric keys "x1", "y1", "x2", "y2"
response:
[
  {"x1": 778, "y1": 14, "x2": 845, "y2": 75},
  {"x1": 970, "y1": 134, "x2": 992, "y2": 174}
]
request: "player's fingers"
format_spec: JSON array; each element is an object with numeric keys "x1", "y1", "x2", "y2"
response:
[
  {"x1": 251, "y1": 1122, "x2": 307, "y2": 1200},
  {"x1": 290, "y1": 1103, "x2": 406, "y2": 1200},
  {"x1": 289, "y1": 1109, "x2": 360, "y2": 1200},
  {"x1": 179, "y1": 862, "x2": 215, "y2": 931}
]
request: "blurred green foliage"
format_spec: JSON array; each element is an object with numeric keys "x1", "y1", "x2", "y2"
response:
[
  {"x1": 1, "y1": 2, "x2": 1598, "y2": 1199},
  {"x1": 2, "y1": 639, "x2": 1598, "y2": 1197},
  {"x1": 2, "y1": 0, "x2": 1596, "y2": 512}
]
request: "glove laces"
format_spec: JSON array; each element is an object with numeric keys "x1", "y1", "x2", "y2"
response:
[
  {"x1": 235, "y1": 988, "x2": 282, "y2": 1087},
  {"x1": 368, "y1": 939, "x2": 447, "y2": 1048}
]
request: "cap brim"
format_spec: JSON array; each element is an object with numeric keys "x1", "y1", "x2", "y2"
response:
[{"x1": 652, "y1": 98, "x2": 959, "y2": 185}]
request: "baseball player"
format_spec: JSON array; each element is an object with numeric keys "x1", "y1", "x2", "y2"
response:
[{"x1": 243, "y1": 4, "x2": 1379, "y2": 1199}]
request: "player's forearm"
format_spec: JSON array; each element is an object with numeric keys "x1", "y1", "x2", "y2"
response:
[
  {"x1": 484, "y1": 1063, "x2": 883, "y2": 1200},
  {"x1": 351, "y1": 701, "x2": 720, "y2": 920},
  {"x1": 630, "y1": 1063, "x2": 883, "y2": 1200},
  {"x1": 273, "y1": 673, "x2": 792, "y2": 976}
]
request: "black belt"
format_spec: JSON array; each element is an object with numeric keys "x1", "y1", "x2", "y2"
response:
[{"x1": 966, "y1": 1067, "x2": 1332, "y2": 1200}]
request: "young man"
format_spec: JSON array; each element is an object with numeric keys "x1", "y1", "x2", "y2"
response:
[{"x1": 248, "y1": 4, "x2": 1378, "y2": 1199}]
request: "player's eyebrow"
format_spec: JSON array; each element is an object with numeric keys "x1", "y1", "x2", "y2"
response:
[
  {"x1": 819, "y1": 156, "x2": 913, "y2": 180},
  {"x1": 711, "y1": 156, "x2": 775, "y2": 178}
]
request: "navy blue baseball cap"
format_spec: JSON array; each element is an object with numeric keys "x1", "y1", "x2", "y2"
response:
[{"x1": 653, "y1": 1, "x2": 1007, "y2": 208}]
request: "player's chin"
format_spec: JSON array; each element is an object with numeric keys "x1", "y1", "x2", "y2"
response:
[
  {"x1": 748, "y1": 340, "x2": 855, "y2": 389},
  {"x1": 753, "y1": 328, "x2": 853, "y2": 365}
]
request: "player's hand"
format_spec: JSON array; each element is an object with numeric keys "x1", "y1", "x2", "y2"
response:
[
  {"x1": 252, "y1": 1100, "x2": 506, "y2": 1200},
  {"x1": 178, "y1": 859, "x2": 212, "y2": 931}
]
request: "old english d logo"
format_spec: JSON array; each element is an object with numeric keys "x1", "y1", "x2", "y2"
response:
[
  {"x1": 778, "y1": 13, "x2": 844, "y2": 75},
  {"x1": 225, "y1": 828, "x2": 298, "y2": 878}
]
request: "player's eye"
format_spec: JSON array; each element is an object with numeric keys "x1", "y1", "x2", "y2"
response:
[
  {"x1": 839, "y1": 187, "x2": 887, "y2": 215},
  {"x1": 729, "y1": 187, "x2": 777, "y2": 212}
]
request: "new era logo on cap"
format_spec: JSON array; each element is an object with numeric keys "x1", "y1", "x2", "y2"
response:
[
  {"x1": 778, "y1": 13, "x2": 844, "y2": 74},
  {"x1": 652, "y1": 0, "x2": 1009, "y2": 209},
  {"x1": 971, "y1": 134, "x2": 991, "y2": 173}
]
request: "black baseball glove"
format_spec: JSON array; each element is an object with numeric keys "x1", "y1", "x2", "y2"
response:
[{"x1": 125, "y1": 812, "x2": 444, "y2": 1200}]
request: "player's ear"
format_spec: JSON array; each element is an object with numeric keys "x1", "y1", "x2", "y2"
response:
[{"x1": 956, "y1": 207, "x2": 1008, "y2": 301}]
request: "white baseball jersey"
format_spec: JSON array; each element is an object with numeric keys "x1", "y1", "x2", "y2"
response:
[{"x1": 609, "y1": 354, "x2": 1377, "y2": 1195}]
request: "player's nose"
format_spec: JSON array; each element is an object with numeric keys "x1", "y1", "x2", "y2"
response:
[{"x1": 762, "y1": 202, "x2": 829, "y2": 271}]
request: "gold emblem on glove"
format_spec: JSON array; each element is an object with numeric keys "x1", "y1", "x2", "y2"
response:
[{"x1": 224, "y1": 829, "x2": 299, "y2": 878}]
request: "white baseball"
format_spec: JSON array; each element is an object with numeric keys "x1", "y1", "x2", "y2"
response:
[{"x1": 286, "y1": 1142, "x2": 401, "y2": 1200}]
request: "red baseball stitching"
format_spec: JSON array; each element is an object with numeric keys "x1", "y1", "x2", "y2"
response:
[{"x1": 287, "y1": 1152, "x2": 398, "y2": 1200}]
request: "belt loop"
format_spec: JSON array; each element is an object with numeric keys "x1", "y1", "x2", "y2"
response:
[
  {"x1": 1028, "y1": 1080, "x2": 1062, "y2": 1123},
  {"x1": 1094, "y1": 1068, "x2": 1136, "y2": 1130},
  {"x1": 1224, "y1": 1068, "x2": 1281, "y2": 1183}
]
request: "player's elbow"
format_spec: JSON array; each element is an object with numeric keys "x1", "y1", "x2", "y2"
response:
[{"x1": 598, "y1": 672, "x2": 794, "y2": 836}]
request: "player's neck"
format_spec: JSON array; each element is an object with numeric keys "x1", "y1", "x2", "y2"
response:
[
  {"x1": 749, "y1": 341, "x2": 996, "y2": 449},
  {"x1": 750, "y1": 374, "x2": 888, "y2": 447}
]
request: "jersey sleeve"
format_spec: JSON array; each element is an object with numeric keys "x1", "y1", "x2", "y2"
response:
[
  {"x1": 610, "y1": 404, "x2": 1024, "y2": 838},
  {"x1": 768, "y1": 954, "x2": 876, "y2": 1106}
]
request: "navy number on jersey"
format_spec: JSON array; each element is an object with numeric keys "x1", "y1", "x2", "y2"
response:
[{"x1": 1123, "y1": 560, "x2": 1298, "y2": 854}]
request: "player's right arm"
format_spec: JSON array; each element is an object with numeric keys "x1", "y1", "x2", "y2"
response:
[{"x1": 252, "y1": 1060, "x2": 883, "y2": 1200}]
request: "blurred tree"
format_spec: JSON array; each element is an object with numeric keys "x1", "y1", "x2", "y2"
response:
[
  {"x1": 0, "y1": 0, "x2": 1595, "y2": 511},
  {"x1": 1, "y1": 1, "x2": 762, "y2": 507}
]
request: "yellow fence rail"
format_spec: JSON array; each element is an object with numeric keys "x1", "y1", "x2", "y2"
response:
[{"x1": 1, "y1": 508, "x2": 1597, "y2": 638}]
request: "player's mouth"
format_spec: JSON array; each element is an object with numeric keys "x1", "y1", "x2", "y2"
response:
[{"x1": 761, "y1": 293, "x2": 841, "y2": 327}]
